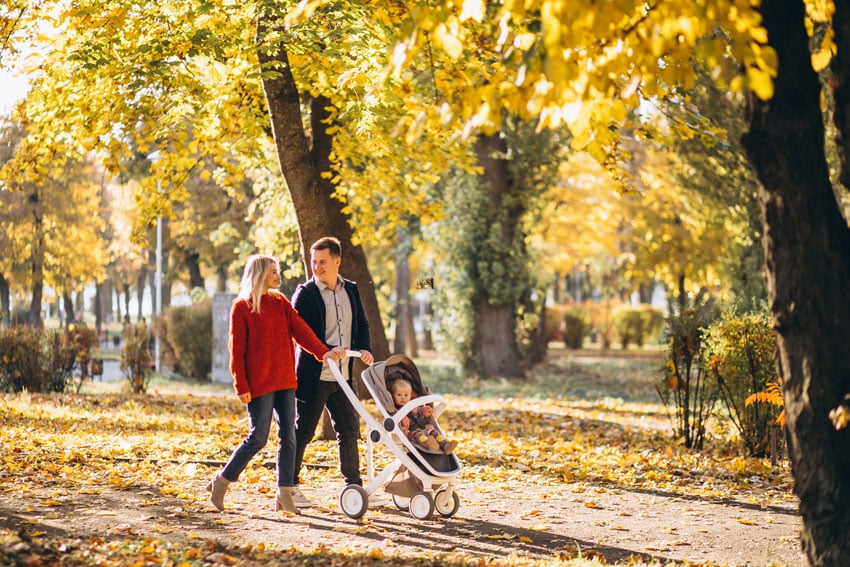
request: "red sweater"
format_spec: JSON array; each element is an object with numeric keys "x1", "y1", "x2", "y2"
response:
[{"x1": 229, "y1": 291, "x2": 329, "y2": 398}]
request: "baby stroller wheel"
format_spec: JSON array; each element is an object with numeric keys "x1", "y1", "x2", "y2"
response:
[
  {"x1": 434, "y1": 488, "x2": 460, "y2": 518},
  {"x1": 339, "y1": 484, "x2": 369, "y2": 519},
  {"x1": 391, "y1": 494, "x2": 410, "y2": 511},
  {"x1": 408, "y1": 491, "x2": 435, "y2": 520}
]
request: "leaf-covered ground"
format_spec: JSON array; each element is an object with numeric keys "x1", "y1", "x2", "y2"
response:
[{"x1": 0, "y1": 347, "x2": 805, "y2": 566}]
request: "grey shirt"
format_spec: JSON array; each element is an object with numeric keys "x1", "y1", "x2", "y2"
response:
[{"x1": 317, "y1": 275, "x2": 352, "y2": 382}]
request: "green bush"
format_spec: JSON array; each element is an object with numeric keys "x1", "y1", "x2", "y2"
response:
[
  {"x1": 65, "y1": 323, "x2": 100, "y2": 386},
  {"x1": 703, "y1": 309, "x2": 780, "y2": 457},
  {"x1": 121, "y1": 321, "x2": 152, "y2": 394},
  {"x1": 543, "y1": 305, "x2": 565, "y2": 341},
  {"x1": 613, "y1": 304, "x2": 664, "y2": 348},
  {"x1": 562, "y1": 306, "x2": 590, "y2": 349},
  {"x1": 0, "y1": 326, "x2": 78, "y2": 393},
  {"x1": 162, "y1": 299, "x2": 212, "y2": 380}
]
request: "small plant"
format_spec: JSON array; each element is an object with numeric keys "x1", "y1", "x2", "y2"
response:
[
  {"x1": 657, "y1": 302, "x2": 719, "y2": 450},
  {"x1": 121, "y1": 321, "x2": 152, "y2": 394},
  {"x1": 64, "y1": 323, "x2": 100, "y2": 391}
]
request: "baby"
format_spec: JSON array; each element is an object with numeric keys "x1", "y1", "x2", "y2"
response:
[{"x1": 390, "y1": 377, "x2": 458, "y2": 454}]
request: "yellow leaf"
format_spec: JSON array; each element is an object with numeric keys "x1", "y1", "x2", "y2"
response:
[
  {"x1": 519, "y1": 536, "x2": 533, "y2": 543},
  {"x1": 812, "y1": 49, "x2": 832, "y2": 72},
  {"x1": 737, "y1": 518, "x2": 757, "y2": 525},
  {"x1": 747, "y1": 67, "x2": 774, "y2": 100}
]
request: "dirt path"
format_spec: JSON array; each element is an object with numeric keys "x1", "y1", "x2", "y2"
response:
[{"x1": 0, "y1": 464, "x2": 805, "y2": 566}]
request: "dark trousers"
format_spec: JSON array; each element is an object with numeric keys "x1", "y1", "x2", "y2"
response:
[
  {"x1": 221, "y1": 389, "x2": 296, "y2": 487},
  {"x1": 294, "y1": 381, "x2": 361, "y2": 486}
]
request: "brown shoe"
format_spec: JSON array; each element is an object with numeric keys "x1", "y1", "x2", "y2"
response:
[
  {"x1": 443, "y1": 440, "x2": 458, "y2": 454},
  {"x1": 276, "y1": 487, "x2": 301, "y2": 515},
  {"x1": 206, "y1": 473, "x2": 230, "y2": 511}
]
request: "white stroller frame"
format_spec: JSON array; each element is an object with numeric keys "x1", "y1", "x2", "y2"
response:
[{"x1": 329, "y1": 351, "x2": 462, "y2": 520}]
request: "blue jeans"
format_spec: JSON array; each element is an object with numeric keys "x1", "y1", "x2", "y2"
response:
[
  {"x1": 294, "y1": 381, "x2": 362, "y2": 486},
  {"x1": 221, "y1": 389, "x2": 296, "y2": 487}
]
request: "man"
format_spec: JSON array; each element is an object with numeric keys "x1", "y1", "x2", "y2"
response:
[{"x1": 291, "y1": 236, "x2": 374, "y2": 507}]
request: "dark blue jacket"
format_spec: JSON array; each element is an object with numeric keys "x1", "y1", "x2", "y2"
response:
[{"x1": 292, "y1": 278, "x2": 371, "y2": 399}]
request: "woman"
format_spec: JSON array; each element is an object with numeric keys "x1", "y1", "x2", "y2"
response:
[{"x1": 207, "y1": 254, "x2": 343, "y2": 514}]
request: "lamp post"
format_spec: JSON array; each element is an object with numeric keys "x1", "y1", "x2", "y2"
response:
[{"x1": 148, "y1": 151, "x2": 163, "y2": 374}]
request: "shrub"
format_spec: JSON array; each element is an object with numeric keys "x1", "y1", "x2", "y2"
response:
[
  {"x1": 65, "y1": 323, "x2": 100, "y2": 387},
  {"x1": 703, "y1": 309, "x2": 781, "y2": 457},
  {"x1": 657, "y1": 302, "x2": 719, "y2": 450},
  {"x1": 121, "y1": 321, "x2": 152, "y2": 394},
  {"x1": 612, "y1": 304, "x2": 665, "y2": 348},
  {"x1": 543, "y1": 305, "x2": 565, "y2": 341},
  {"x1": 162, "y1": 299, "x2": 212, "y2": 380},
  {"x1": 588, "y1": 298, "x2": 620, "y2": 349},
  {"x1": 0, "y1": 326, "x2": 78, "y2": 393},
  {"x1": 562, "y1": 306, "x2": 590, "y2": 349}
]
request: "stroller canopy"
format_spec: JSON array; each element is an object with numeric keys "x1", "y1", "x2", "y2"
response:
[{"x1": 362, "y1": 354, "x2": 429, "y2": 414}]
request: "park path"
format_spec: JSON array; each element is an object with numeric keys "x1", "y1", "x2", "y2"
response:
[{"x1": 0, "y1": 461, "x2": 806, "y2": 566}]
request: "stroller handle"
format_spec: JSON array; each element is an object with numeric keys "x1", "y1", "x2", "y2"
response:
[{"x1": 344, "y1": 349, "x2": 361, "y2": 358}]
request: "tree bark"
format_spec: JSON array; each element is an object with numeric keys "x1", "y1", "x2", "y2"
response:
[
  {"x1": 184, "y1": 251, "x2": 204, "y2": 290},
  {"x1": 256, "y1": 17, "x2": 389, "y2": 361},
  {"x1": 62, "y1": 292, "x2": 74, "y2": 326},
  {"x1": 393, "y1": 227, "x2": 417, "y2": 357},
  {"x1": 0, "y1": 274, "x2": 10, "y2": 327},
  {"x1": 472, "y1": 133, "x2": 524, "y2": 378},
  {"x1": 136, "y1": 264, "x2": 148, "y2": 323},
  {"x1": 741, "y1": 1, "x2": 850, "y2": 563}
]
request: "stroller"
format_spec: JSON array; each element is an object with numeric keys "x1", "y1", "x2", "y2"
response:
[{"x1": 328, "y1": 352, "x2": 462, "y2": 520}]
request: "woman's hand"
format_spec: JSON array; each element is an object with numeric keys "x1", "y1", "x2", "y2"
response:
[{"x1": 239, "y1": 392, "x2": 251, "y2": 404}]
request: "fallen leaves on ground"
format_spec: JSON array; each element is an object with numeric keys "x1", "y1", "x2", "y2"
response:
[{"x1": 0, "y1": 350, "x2": 795, "y2": 566}]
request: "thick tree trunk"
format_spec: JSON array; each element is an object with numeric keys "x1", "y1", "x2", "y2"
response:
[
  {"x1": 185, "y1": 251, "x2": 204, "y2": 290},
  {"x1": 742, "y1": 1, "x2": 850, "y2": 564},
  {"x1": 256, "y1": 18, "x2": 389, "y2": 361},
  {"x1": 473, "y1": 133, "x2": 524, "y2": 378}
]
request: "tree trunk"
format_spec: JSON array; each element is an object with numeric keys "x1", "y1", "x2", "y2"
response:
[
  {"x1": 94, "y1": 282, "x2": 105, "y2": 333},
  {"x1": 742, "y1": 1, "x2": 850, "y2": 563},
  {"x1": 136, "y1": 264, "x2": 148, "y2": 322},
  {"x1": 185, "y1": 251, "x2": 204, "y2": 290},
  {"x1": 123, "y1": 283, "x2": 131, "y2": 324},
  {"x1": 393, "y1": 227, "x2": 417, "y2": 357},
  {"x1": 62, "y1": 292, "x2": 74, "y2": 326},
  {"x1": 0, "y1": 274, "x2": 10, "y2": 327},
  {"x1": 472, "y1": 133, "x2": 524, "y2": 378},
  {"x1": 256, "y1": 18, "x2": 389, "y2": 361},
  {"x1": 216, "y1": 266, "x2": 227, "y2": 292},
  {"x1": 28, "y1": 198, "x2": 45, "y2": 328},
  {"x1": 420, "y1": 299, "x2": 434, "y2": 351}
]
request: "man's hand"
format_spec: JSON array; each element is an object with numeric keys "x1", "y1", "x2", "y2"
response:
[
  {"x1": 359, "y1": 350, "x2": 374, "y2": 365},
  {"x1": 239, "y1": 392, "x2": 251, "y2": 404}
]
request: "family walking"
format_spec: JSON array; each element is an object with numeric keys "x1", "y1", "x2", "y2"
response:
[{"x1": 206, "y1": 237, "x2": 373, "y2": 515}]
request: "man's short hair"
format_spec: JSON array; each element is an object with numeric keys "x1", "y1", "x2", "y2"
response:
[{"x1": 310, "y1": 236, "x2": 342, "y2": 257}]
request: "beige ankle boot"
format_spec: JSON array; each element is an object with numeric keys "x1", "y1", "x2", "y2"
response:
[
  {"x1": 206, "y1": 473, "x2": 230, "y2": 511},
  {"x1": 276, "y1": 486, "x2": 301, "y2": 515}
]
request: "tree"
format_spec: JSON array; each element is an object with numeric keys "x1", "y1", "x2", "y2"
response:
[{"x1": 740, "y1": 1, "x2": 850, "y2": 563}]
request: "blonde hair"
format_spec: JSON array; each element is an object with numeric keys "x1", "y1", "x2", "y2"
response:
[{"x1": 238, "y1": 254, "x2": 279, "y2": 313}]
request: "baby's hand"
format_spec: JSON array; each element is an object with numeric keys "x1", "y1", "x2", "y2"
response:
[{"x1": 421, "y1": 405, "x2": 433, "y2": 417}]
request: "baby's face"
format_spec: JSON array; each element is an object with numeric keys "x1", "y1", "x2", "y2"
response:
[{"x1": 392, "y1": 382, "x2": 413, "y2": 407}]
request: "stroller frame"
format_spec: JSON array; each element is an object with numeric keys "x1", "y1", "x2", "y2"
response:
[{"x1": 328, "y1": 351, "x2": 462, "y2": 520}]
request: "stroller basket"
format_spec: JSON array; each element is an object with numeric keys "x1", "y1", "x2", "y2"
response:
[{"x1": 328, "y1": 352, "x2": 462, "y2": 520}]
